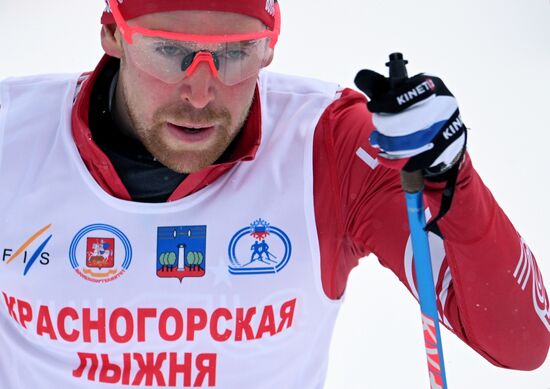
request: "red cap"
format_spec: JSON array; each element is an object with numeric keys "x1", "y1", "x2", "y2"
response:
[{"x1": 101, "y1": 0, "x2": 278, "y2": 30}]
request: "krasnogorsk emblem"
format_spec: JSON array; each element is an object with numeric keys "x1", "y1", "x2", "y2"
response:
[{"x1": 228, "y1": 219, "x2": 291, "y2": 275}]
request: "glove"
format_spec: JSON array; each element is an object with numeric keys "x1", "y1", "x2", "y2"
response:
[{"x1": 354, "y1": 70, "x2": 467, "y2": 176}]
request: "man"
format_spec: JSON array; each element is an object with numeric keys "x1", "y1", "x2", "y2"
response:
[{"x1": 0, "y1": 1, "x2": 548, "y2": 388}]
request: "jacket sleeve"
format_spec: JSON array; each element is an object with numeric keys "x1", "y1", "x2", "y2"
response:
[{"x1": 313, "y1": 88, "x2": 550, "y2": 370}]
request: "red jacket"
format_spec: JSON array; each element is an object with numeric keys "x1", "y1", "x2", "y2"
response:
[{"x1": 73, "y1": 56, "x2": 550, "y2": 370}]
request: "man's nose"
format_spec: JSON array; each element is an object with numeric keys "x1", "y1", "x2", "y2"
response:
[{"x1": 179, "y1": 62, "x2": 217, "y2": 109}]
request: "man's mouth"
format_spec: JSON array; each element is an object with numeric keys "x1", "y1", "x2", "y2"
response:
[
  {"x1": 181, "y1": 127, "x2": 204, "y2": 134},
  {"x1": 166, "y1": 122, "x2": 217, "y2": 143}
]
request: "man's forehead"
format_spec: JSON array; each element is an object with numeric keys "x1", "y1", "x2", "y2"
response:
[{"x1": 128, "y1": 10, "x2": 266, "y2": 35}]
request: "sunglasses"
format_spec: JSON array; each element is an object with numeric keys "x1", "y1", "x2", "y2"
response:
[{"x1": 108, "y1": 0, "x2": 281, "y2": 85}]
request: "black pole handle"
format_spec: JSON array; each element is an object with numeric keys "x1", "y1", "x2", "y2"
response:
[
  {"x1": 386, "y1": 52, "x2": 409, "y2": 88},
  {"x1": 384, "y1": 52, "x2": 424, "y2": 193}
]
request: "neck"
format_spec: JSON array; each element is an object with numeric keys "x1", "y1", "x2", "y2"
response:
[{"x1": 110, "y1": 73, "x2": 140, "y2": 141}]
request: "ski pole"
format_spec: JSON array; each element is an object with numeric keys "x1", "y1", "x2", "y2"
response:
[{"x1": 386, "y1": 52, "x2": 448, "y2": 389}]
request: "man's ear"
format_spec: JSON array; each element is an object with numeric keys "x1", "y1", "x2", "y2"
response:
[
  {"x1": 101, "y1": 24, "x2": 123, "y2": 58},
  {"x1": 262, "y1": 47, "x2": 274, "y2": 67}
]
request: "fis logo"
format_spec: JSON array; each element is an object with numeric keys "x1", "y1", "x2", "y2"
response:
[
  {"x1": 2, "y1": 224, "x2": 52, "y2": 275},
  {"x1": 396, "y1": 79, "x2": 436, "y2": 106},
  {"x1": 228, "y1": 219, "x2": 291, "y2": 275},
  {"x1": 69, "y1": 224, "x2": 132, "y2": 283},
  {"x1": 156, "y1": 226, "x2": 207, "y2": 282}
]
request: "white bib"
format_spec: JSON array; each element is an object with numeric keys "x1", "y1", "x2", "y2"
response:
[{"x1": 0, "y1": 71, "x2": 342, "y2": 389}]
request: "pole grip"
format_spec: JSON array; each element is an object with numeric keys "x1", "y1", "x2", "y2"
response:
[{"x1": 385, "y1": 52, "x2": 425, "y2": 194}]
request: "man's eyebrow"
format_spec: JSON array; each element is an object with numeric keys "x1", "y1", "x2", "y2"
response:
[{"x1": 233, "y1": 39, "x2": 263, "y2": 47}]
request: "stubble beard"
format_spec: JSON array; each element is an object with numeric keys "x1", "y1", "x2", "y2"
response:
[{"x1": 120, "y1": 82, "x2": 254, "y2": 174}]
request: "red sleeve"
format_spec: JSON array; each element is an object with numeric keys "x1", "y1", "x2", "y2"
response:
[{"x1": 313, "y1": 88, "x2": 550, "y2": 370}]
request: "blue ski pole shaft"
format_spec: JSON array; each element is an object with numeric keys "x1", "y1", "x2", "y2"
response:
[
  {"x1": 387, "y1": 53, "x2": 448, "y2": 389},
  {"x1": 404, "y1": 184, "x2": 448, "y2": 389}
]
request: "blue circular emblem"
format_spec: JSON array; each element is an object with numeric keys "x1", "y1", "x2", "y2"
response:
[
  {"x1": 69, "y1": 223, "x2": 132, "y2": 283},
  {"x1": 228, "y1": 219, "x2": 291, "y2": 275}
]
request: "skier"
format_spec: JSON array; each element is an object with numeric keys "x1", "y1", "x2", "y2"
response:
[{"x1": 0, "y1": 1, "x2": 548, "y2": 388}]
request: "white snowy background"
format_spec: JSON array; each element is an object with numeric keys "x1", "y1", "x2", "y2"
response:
[{"x1": 1, "y1": 1, "x2": 549, "y2": 388}]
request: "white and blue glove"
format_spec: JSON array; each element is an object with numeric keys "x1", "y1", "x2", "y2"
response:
[{"x1": 354, "y1": 70, "x2": 467, "y2": 177}]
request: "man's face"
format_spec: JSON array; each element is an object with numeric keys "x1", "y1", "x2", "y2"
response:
[{"x1": 113, "y1": 11, "x2": 269, "y2": 173}]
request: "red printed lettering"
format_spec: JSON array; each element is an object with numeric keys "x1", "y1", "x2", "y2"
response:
[
  {"x1": 277, "y1": 298, "x2": 296, "y2": 333},
  {"x1": 159, "y1": 308, "x2": 183, "y2": 341},
  {"x1": 73, "y1": 352, "x2": 99, "y2": 381},
  {"x1": 194, "y1": 353, "x2": 217, "y2": 387},
  {"x1": 57, "y1": 307, "x2": 80, "y2": 342},
  {"x1": 168, "y1": 352, "x2": 193, "y2": 387},
  {"x1": 256, "y1": 305, "x2": 276, "y2": 339},
  {"x1": 422, "y1": 314, "x2": 437, "y2": 344},
  {"x1": 132, "y1": 352, "x2": 167, "y2": 386},
  {"x1": 99, "y1": 354, "x2": 122, "y2": 384},
  {"x1": 210, "y1": 308, "x2": 232, "y2": 342},
  {"x1": 73, "y1": 352, "x2": 218, "y2": 387},
  {"x1": 235, "y1": 307, "x2": 256, "y2": 341},
  {"x1": 2, "y1": 292, "x2": 299, "y2": 346},
  {"x1": 429, "y1": 371, "x2": 444, "y2": 389},
  {"x1": 422, "y1": 313, "x2": 443, "y2": 389},
  {"x1": 36, "y1": 305, "x2": 57, "y2": 340},
  {"x1": 82, "y1": 308, "x2": 106, "y2": 343},
  {"x1": 137, "y1": 308, "x2": 157, "y2": 342},
  {"x1": 109, "y1": 308, "x2": 134, "y2": 343},
  {"x1": 17, "y1": 298, "x2": 33, "y2": 329},
  {"x1": 2, "y1": 292, "x2": 18, "y2": 323},
  {"x1": 122, "y1": 353, "x2": 132, "y2": 385},
  {"x1": 187, "y1": 308, "x2": 207, "y2": 341}
]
